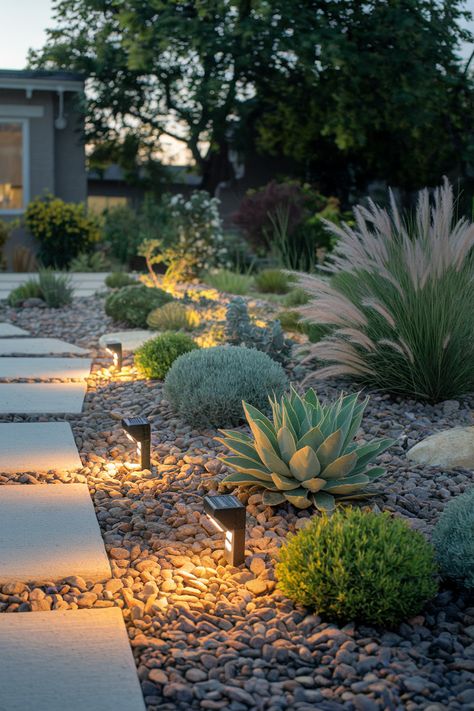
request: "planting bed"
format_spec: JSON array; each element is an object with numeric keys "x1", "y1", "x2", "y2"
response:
[{"x1": 0, "y1": 293, "x2": 473, "y2": 711}]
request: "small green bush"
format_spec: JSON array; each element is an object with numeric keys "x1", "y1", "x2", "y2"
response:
[
  {"x1": 105, "y1": 272, "x2": 138, "y2": 289},
  {"x1": 147, "y1": 301, "x2": 200, "y2": 331},
  {"x1": 283, "y1": 288, "x2": 310, "y2": 307},
  {"x1": 25, "y1": 192, "x2": 100, "y2": 268},
  {"x1": 277, "y1": 509, "x2": 438, "y2": 625},
  {"x1": 225, "y1": 297, "x2": 292, "y2": 363},
  {"x1": 7, "y1": 280, "x2": 42, "y2": 306},
  {"x1": 204, "y1": 269, "x2": 254, "y2": 295},
  {"x1": 105, "y1": 284, "x2": 173, "y2": 327},
  {"x1": 432, "y1": 489, "x2": 474, "y2": 588},
  {"x1": 69, "y1": 251, "x2": 110, "y2": 272},
  {"x1": 164, "y1": 345, "x2": 288, "y2": 427},
  {"x1": 135, "y1": 332, "x2": 198, "y2": 379},
  {"x1": 255, "y1": 269, "x2": 291, "y2": 294},
  {"x1": 7, "y1": 271, "x2": 73, "y2": 308},
  {"x1": 38, "y1": 270, "x2": 73, "y2": 307}
]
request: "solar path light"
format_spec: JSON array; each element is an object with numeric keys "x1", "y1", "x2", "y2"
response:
[
  {"x1": 204, "y1": 494, "x2": 246, "y2": 566},
  {"x1": 121, "y1": 416, "x2": 151, "y2": 470},
  {"x1": 105, "y1": 341, "x2": 123, "y2": 370}
]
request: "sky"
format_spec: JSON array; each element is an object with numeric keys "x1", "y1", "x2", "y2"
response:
[{"x1": 1, "y1": 0, "x2": 474, "y2": 70}]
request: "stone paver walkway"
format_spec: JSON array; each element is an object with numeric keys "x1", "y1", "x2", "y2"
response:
[
  {"x1": 0, "y1": 272, "x2": 110, "y2": 300},
  {"x1": 0, "y1": 609, "x2": 146, "y2": 711},
  {"x1": 0, "y1": 337, "x2": 88, "y2": 356},
  {"x1": 0, "y1": 322, "x2": 30, "y2": 336},
  {"x1": 0, "y1": 357, "x2": 92, "y2": 381},
  {"x1": 0, "y1": 319, "x2": 145, "y2": 709},
  {"x1": 0, "y1": 382, "x2": 87, "y2": 414},
  {"x1": 0, "y1": 484, "x2": 111, "y2": 584},
  {"x1": 0, "y1": 423, "x2": 82, "y2": 473}
]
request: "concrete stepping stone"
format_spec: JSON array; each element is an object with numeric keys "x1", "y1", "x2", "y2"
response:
[
  {"x1": 99, "y1": 330, "x2": 155, "y2": 352},
  {"x1": 0, "y1": 608, "x2": 146, "y2": 711},
  {"x1": 0, "y1": 423, "x2": 82, "y2": 473},
  {"x1": 0, "y1": 382, "x2": 87, "y2": 414},
  {"x1": 0, "y1": 357, "x2": 92, "y2": 381},
  {"x1": 0, "y1": 322, "x2": 30, "y2": 336},
  {"x1": 0, "y1": 484, "x2": 111, "y2": 583},
  {"x1": 0, "y1": 337, "x2": 88, "y2": 356}
]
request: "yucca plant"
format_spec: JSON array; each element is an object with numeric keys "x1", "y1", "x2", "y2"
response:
[
  {"x1": 295, "y1": 179, "x2": 474, "y2": 401},
  {"x1": 217, "y1": 388, "x2": 393, "y2": 511}
]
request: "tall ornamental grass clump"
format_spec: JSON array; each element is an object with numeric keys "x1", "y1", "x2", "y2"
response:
[{"x1": 296, "y1": 179, "x2": 474, "y2": 401}]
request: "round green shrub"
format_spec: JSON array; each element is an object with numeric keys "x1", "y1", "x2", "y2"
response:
[
  {"x1": 104, "y1": 285, "x2": 173, "y2": 327},
  {"x1": 276, "y1": 508, "x2": 438, "y2": 626},
  {"x1": 135, "y1": 332, "x2": 199, "y2": 379},
  {"x1": 164, "y1": 345, "x2": 288, "y2": 427},
  {"x1": 105, "y1": 272, "x2": 138, "y2": 289},
  {"x1": 432, "y1": 489, "x2": 474, "y2": 588}
]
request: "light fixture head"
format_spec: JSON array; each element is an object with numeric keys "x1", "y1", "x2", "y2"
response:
[
  {"x1": 122, "y1": 416, "x2": 151, "y2": 470},
  {"x1": 204, "y1": 494, "x2": 246, "y2": 566},
  {"x1": 105, "y1": 341, "x2": 123, "y2": 370}
]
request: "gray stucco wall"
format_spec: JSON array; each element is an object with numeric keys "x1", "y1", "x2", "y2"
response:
[{"x1": 0, "y1": 86, "x2": 86, "y2": 268}]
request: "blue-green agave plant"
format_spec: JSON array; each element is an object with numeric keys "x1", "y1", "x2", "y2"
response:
[{"x1": 217, "y1": 388, "x2": 394, "y2": 511}]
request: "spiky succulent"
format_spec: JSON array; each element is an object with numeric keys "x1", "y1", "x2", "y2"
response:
[{"x1": 217, "y1": 389, "x2": 393, "y2": 511}]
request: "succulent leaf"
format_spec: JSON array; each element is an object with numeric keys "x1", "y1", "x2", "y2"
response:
[
  {"x1": 316, "y1": 429, "x2": 343, "y2": 469},
  {"x1": 321, "y1": 451, "x2": 357, "y2": 480},
  {"x1": 262, "y1": 490, "x2": 287, "y2": 506},
  {"x1": 220, "y1": 456, "x2": 274, "y2": 481},
  {"x1": 271, "y1": 472, "x2": 299, "y2": 490},
  {"x1": 224, "y1": 471, "x2": 272, "y2": 485},
  {"x1": 324, "y1": 473, "x2": 370, "y2": 494},
  {"x1": 312, "y1": 491, "x2": 336, "y2": 512},
  {"x1": 277, "y1": 426, "x2": 297, "y2": 463},
  {"x1": 215, "y1": 436, "x2": 261, "y2": 462},
  {"x1": 297, "y1": 425, "x2": 325, "y2": 451},
  {"x1": 218, "y1": 429, "x2": 253, "y2": 445},
  {"x1": 301, "y1": 477, "x2": 326, "y2": 492},
  {"x1": 285, "y1": 487, "x2": 313, "y2": 509},
  {"x1": 289, "y1": 446, "x2": 321, "y2": 481},
  {"x1": 259, "y1": 448, "x2": 291, "y2": 477}
]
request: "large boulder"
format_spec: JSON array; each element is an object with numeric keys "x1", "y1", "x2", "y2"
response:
[{"x1": 407, "y1": 427, "x2": 474, "y2": 469}]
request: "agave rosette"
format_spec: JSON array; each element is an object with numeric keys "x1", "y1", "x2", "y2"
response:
[{"x1": 217, "y1": 388, "x2": 393, "y2": 511}]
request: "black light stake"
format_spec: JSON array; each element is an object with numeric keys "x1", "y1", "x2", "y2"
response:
[
  {"x1": 204, "y1": 494, "x2": 246, "y2": 566},
  {"x1": 121, "y1": 416, "x2": 151, "y2": 470},
  {"x1": 105, "y1": 341, "x2": 123, "y2": 370}
]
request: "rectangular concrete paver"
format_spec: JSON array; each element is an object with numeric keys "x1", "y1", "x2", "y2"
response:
[
  {"x1": 0, "y1": 322, "x2": 30, "y2": 336},
  {"x1": 0, "y1": 423, "x2": 82, "y2": 473},
  {"x1": 0, "y1": 382, "x2": 87, "y2": 413},
  {"x1": 0, "y1": 484, "x2": 111, "y2": 583},
  {"x1": 0, "y1": 608, "x2": 146, "y2": 711},
  {"x1": 0, "y1": 357, "x2": 92, "y2": 381},
  {"x1": 0, "y1": 337, "x2": 88, "y2": 355}
]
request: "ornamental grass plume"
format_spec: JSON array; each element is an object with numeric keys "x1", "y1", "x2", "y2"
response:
[{"x1": 296, "y1": 179, "x2": 474, "y2": 401}]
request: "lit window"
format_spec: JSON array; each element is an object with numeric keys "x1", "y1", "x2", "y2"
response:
[{"x1": 0, "y1": 122, "x2": 23, "y2": 210}]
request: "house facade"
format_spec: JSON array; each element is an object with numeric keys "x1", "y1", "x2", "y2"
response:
[{"x1": 0, "y1": 69, "x2": 86, "y2": 266}]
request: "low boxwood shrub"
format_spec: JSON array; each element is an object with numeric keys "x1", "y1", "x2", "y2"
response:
[
  {"x1": 255, "y1": 268, "x2": 291, "y2": 294},
  {"x1": 164, "y1": 345, "x2": 288, "y2": 427},
  {"x1": 147, "y1": 301, "x2": 200, "y2": 331},
  {"x1": 432, "y1": 489, "x2": 474, "y2": 588},
  {"x1": 135, "y1": 332, "x2": 198, "y2": 379},
  {"x1": 105, "y1": 284, "x2": 173, "y2": 327},
  {"x1": 277, "y1": 508, "x2": 438, "y2": 625},
  {"x1": 105, "y1": 272, "x2": 138, "y2": 289}
]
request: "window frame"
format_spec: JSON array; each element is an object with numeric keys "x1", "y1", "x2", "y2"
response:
[{"x1": 0, "y1": 117, "x2": 29, "y2": 215}]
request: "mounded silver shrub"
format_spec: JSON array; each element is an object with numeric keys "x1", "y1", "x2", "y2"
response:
[
  {"x1": 432, "y1": 489, "x2": 474, "y2": 588},
  {"x1": 164, "y1": 345, "x2": 288, "y2": 428}
]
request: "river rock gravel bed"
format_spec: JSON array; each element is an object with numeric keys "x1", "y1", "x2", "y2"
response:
[{"x1": 0, "y1": 295, "x2": 473, "y2": 711}]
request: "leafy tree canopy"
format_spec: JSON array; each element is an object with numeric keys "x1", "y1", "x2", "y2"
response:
[{"x1": 30, "y1": 0, "x2": 474, "y2": 193}]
